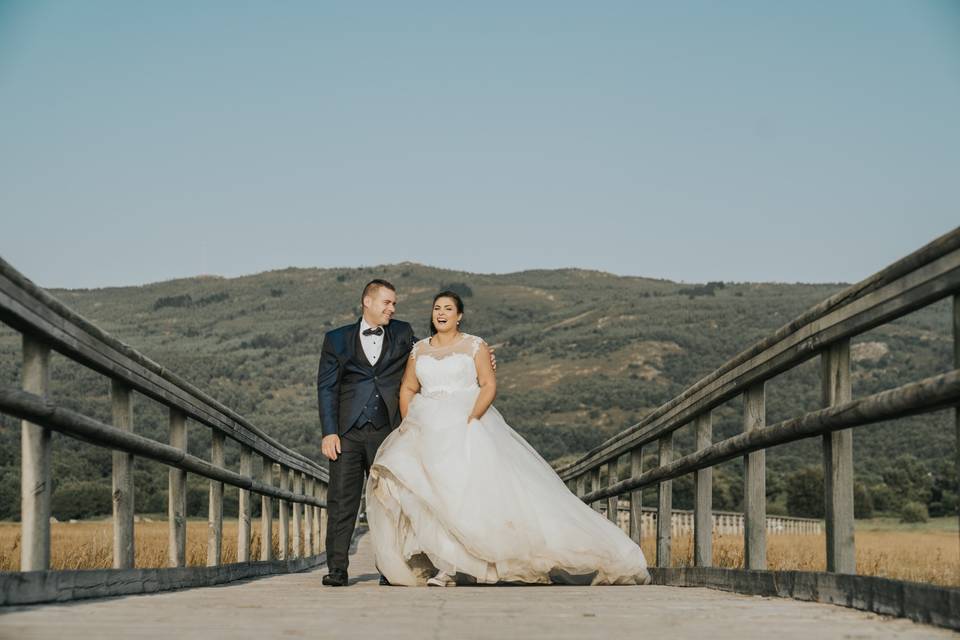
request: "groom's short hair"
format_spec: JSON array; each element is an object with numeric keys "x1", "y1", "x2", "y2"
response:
[{"x1": 362, "y1": 279, "x2": 396, "y2": 303}]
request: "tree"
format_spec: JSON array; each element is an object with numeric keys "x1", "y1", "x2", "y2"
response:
[{"x1": 786, "y1": 466, "x2": 824, "y2": 518}]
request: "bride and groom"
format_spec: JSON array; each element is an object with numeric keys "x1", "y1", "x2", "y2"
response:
[{"x1": 317, "y1": 279, "x2": 649, "y2": 587}]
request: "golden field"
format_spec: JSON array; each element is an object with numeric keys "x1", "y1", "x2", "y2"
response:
[
  {"x1": 0, "y1": 519, "x2": 318, "y2": 571},
  {"x1": 637, "y1": 518, "x2": 959, "y2": 587},
  {"x1": 0, "y1": 517, "x2": 956, "y2": 587}
]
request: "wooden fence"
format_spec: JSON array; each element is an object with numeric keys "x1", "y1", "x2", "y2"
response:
[
  {"x1": 0, "y1": 257, "x2": 329, "y2": 604},
  {"x1": 558, "y1": 226, "x2": 960, "y2": 627},
  {"x1": 603, "y1": 506, "x2": 823, "y2": 537}
]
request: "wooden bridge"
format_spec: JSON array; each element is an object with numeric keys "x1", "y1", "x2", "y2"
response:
[{"x1": 0, "y1": 227, "x2": 959, "y2": 637}]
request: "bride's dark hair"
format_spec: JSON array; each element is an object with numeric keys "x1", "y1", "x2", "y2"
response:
[{"x1": 430, "y1": 290, "x2": 464, "y2": 336}]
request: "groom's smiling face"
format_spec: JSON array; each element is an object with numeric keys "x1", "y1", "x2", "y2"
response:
[{"x1": 363, "y1": 285, "x2": 397, "y2": 327}]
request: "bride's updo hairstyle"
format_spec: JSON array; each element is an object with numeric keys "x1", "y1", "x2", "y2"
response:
[{"x1": 430, "y1": 290, "x2": 464, "y2": 336}]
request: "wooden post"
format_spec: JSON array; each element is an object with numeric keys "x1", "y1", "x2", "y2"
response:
[
  {"x1": 629, "y1": 447, "x2": 643, "y2": 545},
  {"x1": 694, "y1": 412, "x2": 713, "y2": 567},
  {"x1": 590, "y1": 466, "x2": 602, "y2": 513},
  {"x1": 822, "y1": 339, "x2": 855, "y2": 574},
  {"x1": 318, "y1": 482, "x2": 328, "y2": 553},
  {"x1": 260, "y1": 455, "x2": 273, "y2": 561},
  {"x1": 238, "y1": 445, "x2": 252, "y2": 562},
  {"x1": 953, "y1": 294, "x2": 959, "y2": 548},
  {"x1": 21, "y1": 336, "x2": 51, "y2": 571},
  {"x1": 110, "y1": 378, "x2": 134, "y2": 570},
  {"x1": 304, "y1": 476, "x2": 314, "y2": 556},
  {"x1": 743, "y1": 382, "x2": 767, "y2": 570},
  {"x1": 278, "y1": 465, "x2": 289, "y2": 560},
  {"x1": 311, "y1": 479, "x2": 321, "y2": 556},
  {"x1": 656, "y1": 432, "x2": 673, "y2": 567},
  {"x1": 207, "y1": 431, "x2": 224, "y2": 567},
  {"x1": 168, "y1": 409, "x2": 187, "y2": 568},
  {"x1": 576, "y1": 474, "x2": 586, "y2": 502},
  {"x1": 607, "y1": 459, "x2": 619, "y2": 526},
  {"x1": 292, "y1": 471, "x2": 302, "y2": 559}
]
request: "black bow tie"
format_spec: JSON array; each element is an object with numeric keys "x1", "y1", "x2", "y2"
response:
[{"x1": 362, "y1": 326, "x2": 383, "y2": 336}]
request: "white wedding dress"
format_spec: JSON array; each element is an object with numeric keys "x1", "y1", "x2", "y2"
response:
[{"x1": 365, "y1": 333, "x2": 650, "y2": 586}]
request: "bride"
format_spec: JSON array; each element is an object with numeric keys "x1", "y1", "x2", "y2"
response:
[{"x1": 365, "y1": 290, "x2": 650, "y2": 587}]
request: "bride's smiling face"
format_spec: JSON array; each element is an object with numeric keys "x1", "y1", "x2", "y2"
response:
[{"x1": 432, "y1": 297, "x2": 462, "y2": 334}]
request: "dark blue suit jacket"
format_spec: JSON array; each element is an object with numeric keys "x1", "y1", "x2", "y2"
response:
[{"x1": 316, "y1": 318, "x2": 417, "y2": 437}]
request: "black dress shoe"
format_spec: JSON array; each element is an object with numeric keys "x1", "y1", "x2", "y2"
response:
[
  {"x1": 379, "y1": 575, "x2": 391, "y2": 586},
  {"x1": 322, "y1": 569, "x2": 348, "y2": 587}
]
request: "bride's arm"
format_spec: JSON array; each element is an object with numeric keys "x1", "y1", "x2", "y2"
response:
[
  {"x1": 469, "y1": 342, "x2": 497, "y2": 423},
  {"x1": 398, "y1": 355, "x2": 421, "y2": 419}
]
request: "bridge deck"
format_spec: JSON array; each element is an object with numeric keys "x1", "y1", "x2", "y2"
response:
[{"x1": 0, "y1": 531, "x2": 950, "y2": 639}]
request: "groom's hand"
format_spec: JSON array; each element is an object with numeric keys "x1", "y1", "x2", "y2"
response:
[
  {"x1": 321, "y1": 434, "x2": 342, "y2": 461},
  {"x1": 489, "y1": 345, "x2": 497, "y2": 373}
]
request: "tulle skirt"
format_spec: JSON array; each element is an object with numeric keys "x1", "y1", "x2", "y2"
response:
[{"x1": 365, "y1": 388, "x2": 650, "y2": 586}]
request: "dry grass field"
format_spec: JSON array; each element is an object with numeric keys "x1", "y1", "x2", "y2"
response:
[
  {"x1": 637, "y1": 518, "x2": 959, "y2": 587},
  {"x1": 0, "y1": 517, "x2": 956, "y2": 587},
  {"x1": 0, "y1": 519, "x2": 310, "y2": 571}
]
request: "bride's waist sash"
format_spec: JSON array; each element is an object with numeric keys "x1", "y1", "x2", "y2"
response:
[{"x1": 418, "y1": 385, "x2": 480, "y2": 400}]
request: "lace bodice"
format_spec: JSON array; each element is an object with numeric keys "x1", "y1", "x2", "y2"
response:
[{"x1": 410, "y1": 333, "x2": 487, "y2": 396}]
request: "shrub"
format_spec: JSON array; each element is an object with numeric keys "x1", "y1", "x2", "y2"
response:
[
  {"x1": 854, "y1": 483, "x2": 874, "y2": 519},
  {"x1": 51, "y1": 480, "x2": 112, "y2": 520},
  {"x1": 899, "y1": 501, "x2": 928, "y2": 523},
  {"x1": 786, "y1": 466, "x2": 824, "y2": 518}
]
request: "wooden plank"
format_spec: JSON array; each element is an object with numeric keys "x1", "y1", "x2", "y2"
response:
[
  {"x1": 111, "y1": 378, "x2": 134, "y2": 570},
  {"x1": 558, "y1": 244, "x2": 960, "y2": 481},
  {"x1": 238, "y1": 445, "x2": 252, "y2": 563},
  {"x1": 606, "y1": 459, "x2": 619, "y2": 525},
  {"x1": 822, "y1": 339, "x2": 855, "y2": 574},
  {"x1": 260, "y1": 455, "x2": 273, "y2": 562},
  {"x1": 577, "y1": 367, "x2": 960, "y2": 503},
  {"x1": 279, "y1": 465, "x2": 289, "y2": 560},
  {"x1": 0, "y1": 386, "x2": 326, "y2": 507},
  {"x1": 207, "y1": 431, "x2": 224, "y2": 567},
  {"x1": 694, "y1": 412, "x2": 713, "y2": 567},
  {"x1": 647, "y1": 566, "x2": 960, "y2": 631},
  {"x1": 656, "y1": 432, "x2": 673, "y2": 568},
  {"x1": 291, "y1": 471, "x2": 303, "y2": 559},
  {"x1": 743, "y1": 382, "x2": 766, "y2": 571},
  {"x1": 168, "y1": 409, "x2": 187, "y2": 568},
  {"x1": 0, "y1": 260, "x2": 327, "y2": 481},
  {"x1": 590, "y1": 467, "x2": 602, "y2": 513},
  {"x1": 0, "y1": 554, "x2": 327, "y2": 606},
  {"x1": 304, "y1": 476, "x2": 314, "y2": 556},
  {"x1": 576, "y1": 473, "x2": 586, "y2": 500},
  {"x1": 306, "y1": 478, "x2": 320, "y2": 556},
  {"x1": 316, "y1": 482, "x2": 326, "y2": 553},
  {"x1": 20, "y1": 335, "x2": 51, "y2": 571},
  {"x1": 954, "y1": 294, "x2": 959, "y2": 545},
  {"x1": 629, "y1": 447, "x2": 643, "y2": 545}
]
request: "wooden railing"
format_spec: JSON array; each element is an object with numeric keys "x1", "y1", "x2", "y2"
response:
[
  {"x1": 602, "y1": 505, "x2": 823, "y2": 537},
  {"x1": 558, "y1": 227, "x2": 960, "y2": 627},
  {"x1": 0, "y1": 257, "x2": 329, "y2": 604}
]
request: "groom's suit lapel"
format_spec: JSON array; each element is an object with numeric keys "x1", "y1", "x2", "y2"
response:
[
  {"x1": 374, "y1": 322, "x2": 393, "y2": 373},
  {"x1": 349, "y1": 319, "x2": 372, "y2": 368}
]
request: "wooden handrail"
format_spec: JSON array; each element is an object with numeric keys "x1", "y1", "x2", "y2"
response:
[
  {"x1": 0, "y1": 255, "x2": 329, "y2": 586},
  {"x1": 0, "y1": 256, "x2": 326, "y2": 480},
  {"x1": 558, "y1": 225, "x2": 960, "y2": 578},
  {"x1": 558, "y1": 226, "x2": 960, "y2": 480}
]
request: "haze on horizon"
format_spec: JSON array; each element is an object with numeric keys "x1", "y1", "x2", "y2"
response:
[{"x1": 1, "y1": 2, "x2": 958, "y2": 290}]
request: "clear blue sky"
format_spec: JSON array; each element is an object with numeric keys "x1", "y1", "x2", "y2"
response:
[{"x1": 1, "y1": 1, "x2": 958, "y2": 289}]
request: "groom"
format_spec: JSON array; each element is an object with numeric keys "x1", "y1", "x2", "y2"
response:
[{"x1": 317, "y1": 279, "x2": 413, "y2": 587}]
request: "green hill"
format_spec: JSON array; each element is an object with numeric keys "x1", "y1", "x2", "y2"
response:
[{"x1": 0, "y1": 262, "x2": 954, "y2": 521}]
